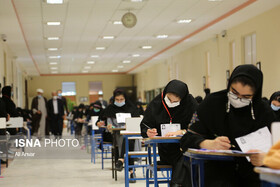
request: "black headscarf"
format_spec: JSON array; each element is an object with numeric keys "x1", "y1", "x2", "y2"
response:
[
  {"x1": 101, "y1": 89, "x2": 139, "y2": 118},
  {"x1": 2, "y1": 86, "x2": 12, "y2": 98},
  {"x1": 1, "y1": 86, "x2": 19, "y2": 117},
  {"x1": 269, "y1": 91, "x2": 280, "y2": 104}
]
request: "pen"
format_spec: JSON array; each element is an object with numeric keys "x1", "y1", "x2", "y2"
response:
[
  {"x1": 142, "y1": 123, "x2": 151, "y2": 129},
  {"x1": 214, "y1": 134, "x2": 236, "y2": 148}
]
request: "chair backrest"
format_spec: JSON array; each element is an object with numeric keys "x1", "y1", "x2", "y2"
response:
[
  {"x1": 272, "y1": 122, "x2": 280, "y2": 144},
  {"x1": 125, "y1": 117, "x2": 143, "y2": 133},
  {"x1": 0, "y1": 118, "x2": 6, "y2": 129},
  {"x1": 6, "y1": 117, "x2": 24, "y2": 128}
]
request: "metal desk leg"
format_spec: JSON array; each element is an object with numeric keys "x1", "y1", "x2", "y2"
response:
[
  {"x1": 124, "y1": 136, "x2": 129, "y2": 187},
  {"x1": 198, "y1": 160, "x2": 204, "y2": 187},
  {"x1": 153, "y1": 143, "x2": 158, "y2": 187}
]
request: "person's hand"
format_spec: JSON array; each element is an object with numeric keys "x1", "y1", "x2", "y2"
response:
[
  {"x1": 147, "y1": 128, "x2": 158, "y2": 138},
  {"x1": 165, "y1": 130, "x2": 183, "y2": 137},
  {"x1": 107, "y1": 124, "x2": 113, "y2": 131},
  {"x1": 97, "y1": 121, "x2": 105, "y2": 127},
  {"x1": 248, "y1": 149, "x2": 265, "y2": 166},
  {"x1": 37, "y1": 110, "x2": 41, "y2": 114},
  {"x1": 7, "y1": 114, "x2": 10, "y2": 121},
  {"x1": 200, "y1": 136, "x2": 231, "y2": 150}
]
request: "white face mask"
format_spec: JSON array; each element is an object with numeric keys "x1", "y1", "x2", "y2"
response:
[
  {"x1": 228, "y1": 91, "x2": 251, "y2": 108},
  {"x1": 164, "y1": 95, "x2": 180, "y2": 108}
]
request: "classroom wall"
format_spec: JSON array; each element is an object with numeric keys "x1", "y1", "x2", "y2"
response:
[
  {"x1": 136, "y1": 5, "x2": 280, "y2": 100},
  {"x1": 27, "y1": 74, "x2": 133, "y2": 107}
]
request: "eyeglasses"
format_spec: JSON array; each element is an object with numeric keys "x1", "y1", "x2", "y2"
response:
[{"x1": 228, "y1": 91, "x2": 252, "y2": 104}]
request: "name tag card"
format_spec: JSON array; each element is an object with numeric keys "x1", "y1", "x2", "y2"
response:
[
  {"x1": 116, "y1": 113, "x2": 131, "y2": 123},
  {"x1": 160, "y1": 123, "x2": 181, "y2": 137}
]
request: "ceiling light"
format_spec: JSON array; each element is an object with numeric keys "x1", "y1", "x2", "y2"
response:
[
  {"x1": 49, "y1": 62, "x2": 58, "y2": 65},
  {"x1": 51, "y1": 71, "x2": 58, "y2": 74},
  {"x1": 91, "y1": 55, "x2": 99, "y2": 58},
  {"x1": 46, "y1": 0, "x2": 63, "y2": 4},
  {"x1": 47, "y1": 22, "x2": 61, "y2": 26},
  {"x1": 132, "y1": 54, "x2": 140, "y2": 57},
  {"x1": 49, "y1": 56, "x2": 61, "y2": 59},
  {"x1": 47, "y1": 37, "x2": 59, "y2": 40},
  {"x1": 131, "y1": 0, "x2": 143, "y2": 2},
  {"x1": 102, "y1": 36, "x2": 115, "y2": 39},
  {"x1": 50, "y1": 67, "x2": 58, "y2": 70},
  {"x1": 84, "y1": 66, "x2": 91, "y2": 69},
  {"x1": 87, "y1": 61, "x2": 95, "y2": 64},
  {"x1": 113, "y1": 21, "x2": 122, "y2": 25},
  {"x1": 118, "y1": 65, "x2": 124, "y2": 68},
  {"x1": 208, "y1": 0, "x2": 223, "y2": 1},
  {"x1": 177, "y1": 19, "x2": 192, "y2": 24},
  {"x1": 112, "y1": 70, "x2": 119, "y2": 72},
  {"x1": 156, "y1": 35, "x2": 168, "y2": 39},
  {"x1": 82, "y1": 70, "x2": 89, "y2": 73},
  {"x1": 141, "y1": 46, "x2": 152, "y2": 49},
  {"x1": 123, "y1": 60, "x2": 131, "y2": 64},
  {"x1": 96, "y1": 47, "x2": 106, "y2": 50},
  {"x1": 48, "y1": 48, "x2": 58, "y2": 51}
]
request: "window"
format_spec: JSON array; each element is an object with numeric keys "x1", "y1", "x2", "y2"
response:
[
  {"x1": 244, "y1": 33, "x2": 256, "y2": 65},
  {"x1": 62, "y1": 82, "x2": 76, "y2": 96}
]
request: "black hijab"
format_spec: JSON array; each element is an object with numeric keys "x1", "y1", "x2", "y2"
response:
[
  {"x1": 2, "y1": 86, "x2": 12, "y2": 98},
  {"x1": 101, "y1": 89, "x2": 139, "y2": 118}
]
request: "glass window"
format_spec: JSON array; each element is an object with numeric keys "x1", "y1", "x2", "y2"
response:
[{"x1": 62, "y1": 82, "x2": 76, "y2": 96}]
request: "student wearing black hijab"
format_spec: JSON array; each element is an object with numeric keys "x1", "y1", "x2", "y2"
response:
[
  {"x1": 180, "y1": 64, "x2": 275, "y2": 187},
  {"x1": 140, "y1": 79, "x2": 198, "y2": 187},
  {"x1": 269, "y1": 91, "x2": 280, "y2": 121},
  {"x1": 96, "y1": 89, "x2": 140, "y2": 182},
  {"x1": 2, "y1": 86, "x2": 19, "y2": 135}
]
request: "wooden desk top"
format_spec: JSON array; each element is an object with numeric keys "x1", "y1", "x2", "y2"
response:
[
  {"x1": 186, "y1": 149, "x2": 256, "y2": 157},
  {"x1": 149, "y1": 136, "x2": 181, "y2": 140},
  {"x1": 254, "y1": 167, "x2": 280, "y2": 176},
  {"x1": 111, "y1": 128, "x2": 126, "y2": 131},
  {"x1": 120, "y1": 131, "x2": 141, "y2": 135}
]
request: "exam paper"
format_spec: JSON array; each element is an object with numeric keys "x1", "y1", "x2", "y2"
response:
[
  {"x1": 116, "y1": 113, "x2": 131, "y2": 123},
  {"x1": 235, "y1": 127, "x2": 272, "y2": 161}
]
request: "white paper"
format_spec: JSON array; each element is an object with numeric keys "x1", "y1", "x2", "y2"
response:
[
  {"x1": 116, "y1": 113, "x2": 131, "y2": 123},
  {"x1": 160, "y1": 123, "x2": 181, "y2": 137},
  {"x1": 235, "y1": 126, "x2": 272, "y2": 161}
]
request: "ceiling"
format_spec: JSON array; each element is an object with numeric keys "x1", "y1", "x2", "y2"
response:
[{"x1": 0, "y1": 0, "x2": 280, "y2": 76}]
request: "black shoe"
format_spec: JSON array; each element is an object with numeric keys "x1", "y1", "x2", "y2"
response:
[
  {"x1": 1, "y1": 159, "x2": 7, "y2": 164},
  {"x1": 129, "y1": 172, "x2": 136, "y2": 183},
  {"x1": 115, "y1": 160, "x2": 123, "y2": 171}
]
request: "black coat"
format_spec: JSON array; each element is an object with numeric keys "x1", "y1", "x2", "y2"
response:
[
  {"x1": 2, "y1": 95, "x2": 19, "y2": 117},
  {"x1": 180, "y1": 65, "x2": 276, "y2": 187},
  {"x1": 140, "y1": 80, "x2": 198, "y2": 160},
  {"x1": 47, "y1": 99, "x2": 65, "y2": 119}
]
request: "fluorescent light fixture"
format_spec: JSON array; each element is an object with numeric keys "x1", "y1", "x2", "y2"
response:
[
  {"x1": 47, "y1": 22, "x2": 61, "y2": 26},
  {"x1": 122, "y1": 60, "x2": 131, "y2": 64},
  {"x1": 113, "y1": 21, "x2": 122, "y2": 25},
  {"x1": 131, "y1": 0, "x2": 142, "y2": 2},
  {"x1": 49, "y1": 56, "x2": 61, "y2": 59},
  {"x1": 156, "y1": 35, "x2": 168, "y2": 39},
  {"x1": 84, "y1": 66, "x2": 91, "y2": 69},
  {"x1": 48, "y1": 48, "x2": 58, "y2": 51},
  {"x1": 132, "y1": 54, "x2": 140, "y2": 57},
  {"x1": 141, "y1": 46, "x2": 152, "y2": 49},
  {"x1": 112, "y1": 70, "x2": 119, "y2": 72},
  {"x1": 208, "y1": 0, "x2": 223, "y2": 1},
  {"x1": 91, "y1": 55, "x2": 99, "y2": 58},
  {"x1": 177, "y1": 19, "x2": 192, "y2": 24},
  {"x1": 49, "y1": 62, "x2": 58, "y2": 65},
  {"x1": 50, "y1": 67, "x2": 58, "y2": 70},
  {"x1": 102, "y1": 36, "x2": 115, "y2": 39},
  {"x1": 96, "y1": 47, "x2": 106, "y2": 50},
  {"x1": 118, "y1": 65, "x2": 124, "y2": 68},
  {"x1": 87, "y1": 61, "x2": 95, "y2": 64},
  {"x1": 82, "y1": 70, "x2": 89, "y2": 73},
  {"x1": 51, "y1": 71, "x2": 58, "y2": 74},
  {"x1": 46, "y1": 0, "x2": 63, "y2": 4},
  {"x1": 47, "y1": 37, "x2": 59, "y2": 40}
]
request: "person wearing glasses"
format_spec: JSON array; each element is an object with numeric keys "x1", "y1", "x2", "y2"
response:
[
  {"x1": 269, "y1": 91, "x2": 280, "y2": 121},
  {"x1": 181, "y1": 64, "x2": 276, "y2": 187}
]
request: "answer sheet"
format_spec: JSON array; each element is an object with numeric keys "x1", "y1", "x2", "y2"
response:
[{"x1": 235, "y1": 127, "x2": 272, "y2": 160}]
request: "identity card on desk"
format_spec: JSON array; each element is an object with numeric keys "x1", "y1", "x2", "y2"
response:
[{"x1": 235, "y1": 127, "x2": 272, "y2": 161}]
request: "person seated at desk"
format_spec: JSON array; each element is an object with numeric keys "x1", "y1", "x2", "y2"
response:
[
  {"x1": 96, "y1": 89, "x2": 140, "y2": 182},
  {"x1": 181, "y1": 64, "x2": 276, "y2": 187},
  {"x1": 140, "y1": 79, "x2": 198, "y2": 187},
  {"x1": 269, "y1": 91, "x2": 280, "y2": 121}
]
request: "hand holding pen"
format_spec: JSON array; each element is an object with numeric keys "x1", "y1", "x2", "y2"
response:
[
  {"x1": 200, "y1": 135, "x2": 234, "y2": 150},
  {"x1": 214, "y1": 134, "x2": 235, "y2": 148},
  {"x1": 143, "y1": 123, "x2": 158, "y2": 138}
]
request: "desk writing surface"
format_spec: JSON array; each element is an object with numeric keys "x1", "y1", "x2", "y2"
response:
[
  {"x1": 0, "y1": 118, "x2": 6, "y2": 129},
  {"x1": 120, "y1": 131, "x2": 141, "y2": 135},
  {"x1": 111, "y1": 128, "x2": 126, "y2": 131},
  {"x1": 187, "y1": 148, "x2": 257, "y2": 157},
  {"x1": 254, "y1": 167, "x2": 280, "y2": 185},
  {"x1": 149, "y1": 136, "x2": 181, "y2": 140}
]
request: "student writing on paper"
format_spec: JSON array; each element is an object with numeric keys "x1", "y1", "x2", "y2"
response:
[
  {"x1": 180, "y1": 65, "x2": 276, "y2": 187},
  {"x1": 96, "y1": 89, "x2": 139, "y2": 183},
  {"x1": 140, "y1": 80, "x2": 198, "y2": 187}
]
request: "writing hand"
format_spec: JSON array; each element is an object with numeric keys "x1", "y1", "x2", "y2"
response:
[{"x1": 147, "y1": 128, "x2": 158, "y2": 138}]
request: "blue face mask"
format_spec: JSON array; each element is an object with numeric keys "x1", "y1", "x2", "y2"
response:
[
  {"x1": 93, "y1": 108, "x2": 100, "y2": 113},
  {"x1": 271, "y1": 103, "x2": 280, "y2": 111},
  {"x1": 114, "y1": 101, "x2": 125, "y2": 107},
  {"x1": 38, "y1": 95, "x2": 42, "y2": 98}
]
